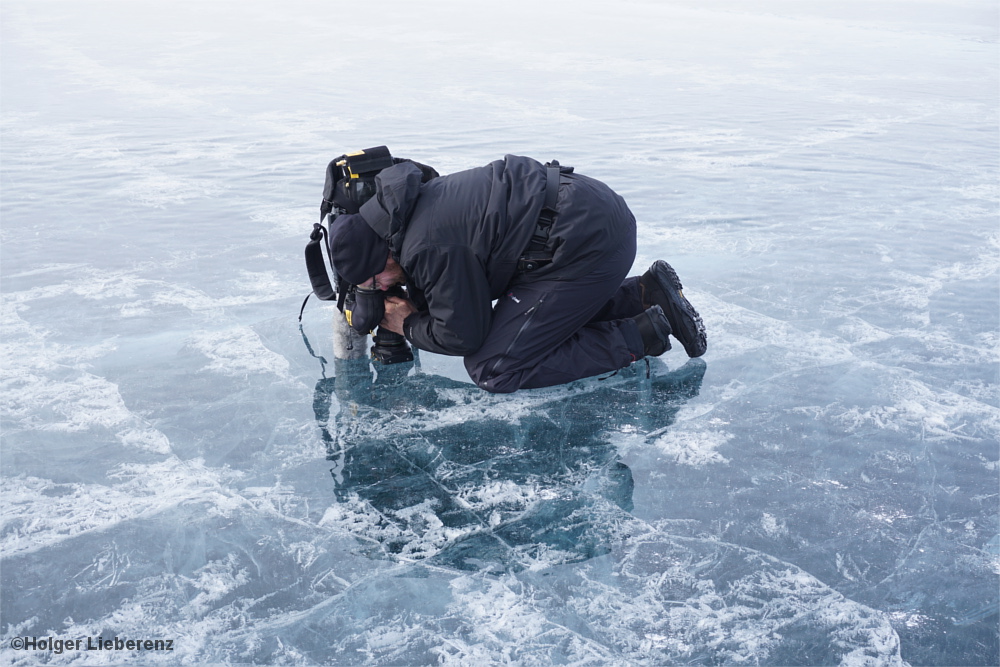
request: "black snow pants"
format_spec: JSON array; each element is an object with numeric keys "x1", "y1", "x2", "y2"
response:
[{"x1": 464, "y1": 175, "x2": 647, "y2": 393}]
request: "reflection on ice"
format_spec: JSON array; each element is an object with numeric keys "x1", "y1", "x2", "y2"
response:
[
  {"x1": 280, "y1": 348, "x2": 906, "y2": 665},
  {"x1": 317, "y1": 353, "x2": 703, "y2": 568}
]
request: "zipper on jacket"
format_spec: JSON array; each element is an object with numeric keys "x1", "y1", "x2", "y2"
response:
[{"x1": 486, "y1": 294, "x2": 546, "y2": 380}]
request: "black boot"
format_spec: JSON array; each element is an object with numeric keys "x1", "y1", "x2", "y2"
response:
[
  {"x1": 639, "y1": 260, "x2": 707, "y2": 357},
  {"x1": 633, "y1": 305, "x2": 672, "y2": 357}
]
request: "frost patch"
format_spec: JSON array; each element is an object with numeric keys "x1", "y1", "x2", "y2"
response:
[
  {"x1": 458, "y1": 480, "x2": 537, "y2": 509},
  {"x1": 945, "y1": 183, "x2": 1000, "y2": 202},
  {"x1": 188, "y1": 327, "x2": 290, "y2": 377},
  {"x1": 249, "y1": 205, "x2": 315, "y2": 237},
  {"x1": 838, "y1": 318, "x2": 892, "y2": 345},
  {"x1": 447, "y1": 575, "x2": 553, "y2": 645},
  {"x1": 116, "y1": 427, "x2": 171, "y2": 455},
  {"x1": 654, "y1": 429, "x2": 732, "y2": 466},
  {"x1": 1, "y1": 458, "x2": 237, "y2": 556},
  {"x1": 1, "y1": 304, "x2": 169, "y2": 452},
  {"x1": 833, "y1": 377, "x2": 1000, "y2": 442},
  {"x1": 111, "y1": 171, "x2": 223, "y2": 208},
  {"x1": 226, "y1": 270, "x2": 301, "y2": 303},
  {"x1": 185, "y1": 554, "x2": 250, "y2": 617},
  {"x1": 760, "y1": 513, "x2": 788, "y2": 538}
]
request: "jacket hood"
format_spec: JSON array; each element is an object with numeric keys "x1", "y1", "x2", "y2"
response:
[{"x1": 359, "y1": 161, "x2": 425, "y2": 253}]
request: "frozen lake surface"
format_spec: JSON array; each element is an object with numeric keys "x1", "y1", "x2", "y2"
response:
[{"x1": 2, "y1": 1, "x2": 997, "y2": 664}]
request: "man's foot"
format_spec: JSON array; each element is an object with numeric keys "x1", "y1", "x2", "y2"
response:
[
  {"x1": 632, "y1": 305, "x2": 672, "y2": 357},
  {"x1": 639, "y1": 260, "x2": 707, "y2": 357}
]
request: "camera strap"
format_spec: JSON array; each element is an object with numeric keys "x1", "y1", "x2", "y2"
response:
[
  {"x1": 300, "y1": 221, "x2": 350, "y2": 321},
  {"x1": 517, "y1": 162, "x2": 565, "y2": 273},
  {"x1": 305, "y1": 223, "x2": 337, "y2": 301}
]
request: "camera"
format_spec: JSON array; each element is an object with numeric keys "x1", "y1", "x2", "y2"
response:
[{"x1": 343, "y1": 282, "x2": 414, "y2": 365}]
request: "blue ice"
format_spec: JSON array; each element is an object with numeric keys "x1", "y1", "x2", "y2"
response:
[{"x1": 1, "y1": 0, "x2": 996, "y2": 665}]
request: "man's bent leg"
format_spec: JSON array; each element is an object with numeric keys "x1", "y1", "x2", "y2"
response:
[
  {"x1": 588, "y1": 277, "x2": 643, "y2": 324},
  {"x1": 467, "y1": 175, "x2": 642, "y2": 393},
  {"x1": 465, "y1": 278, "x2": 646, "y2": 393}
]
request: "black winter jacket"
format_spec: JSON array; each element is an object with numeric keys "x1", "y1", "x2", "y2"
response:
[{"x1": 358, "y1": 154, "x2": 632, "y2": 356}]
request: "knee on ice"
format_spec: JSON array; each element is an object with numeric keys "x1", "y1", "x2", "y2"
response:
[{"x1": 465, "y1": 359, "x2": 522, "y2": 394}]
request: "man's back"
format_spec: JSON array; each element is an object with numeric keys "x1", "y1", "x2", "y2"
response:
[{"x1": 369, "y1": 155, "x2": 548, "y2": 299}]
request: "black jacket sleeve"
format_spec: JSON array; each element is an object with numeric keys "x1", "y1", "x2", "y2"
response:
[{"x1": 402, "y1": 244, "x2": 492, "y2": 356}]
